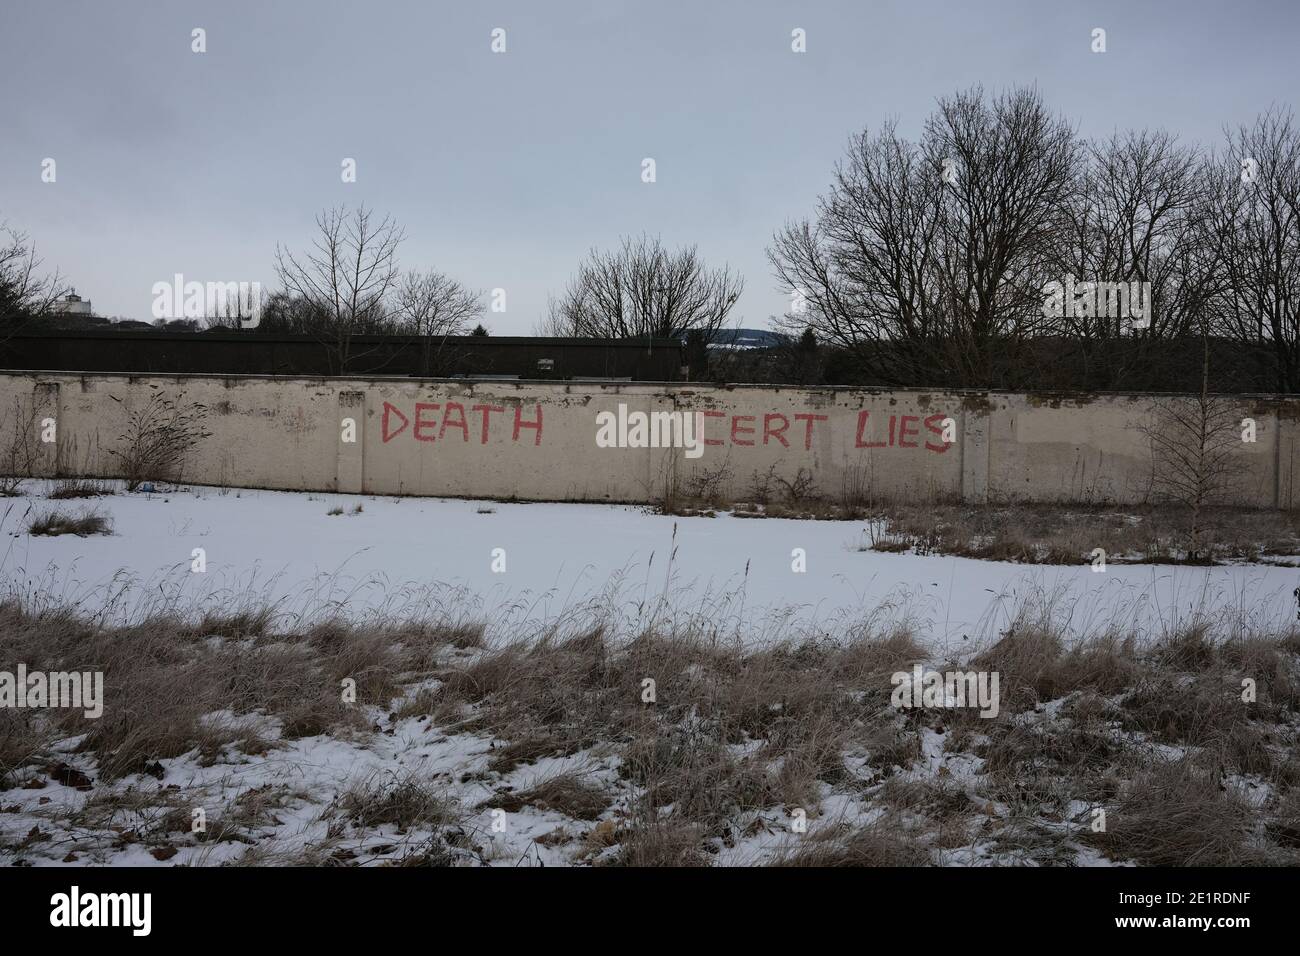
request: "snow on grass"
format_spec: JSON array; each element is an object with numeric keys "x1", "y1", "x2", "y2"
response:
[
  {"x1": 4, "y1": 584, "x2": 1298, "y2": 867},
  {"x1": 1, "y1": 480, "x2": 1296, "y2": 649},
  {"x1": 5, "y1": 481, "x2": 1300, "y2": 868}
]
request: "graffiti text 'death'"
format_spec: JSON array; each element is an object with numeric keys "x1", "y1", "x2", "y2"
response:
[{"x1": 381, "y1": 402, "x2": 543, "y2": 444}]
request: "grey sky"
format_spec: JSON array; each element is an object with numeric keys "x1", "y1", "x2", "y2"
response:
[{"x1": 2, "y1": 0, "x2": 1296, "y2": 332}]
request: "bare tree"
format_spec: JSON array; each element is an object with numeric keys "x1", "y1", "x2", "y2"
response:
[
  {"x1": 769, "y1": 86, "x2": 1080, "y2": 387},
  {"x1": 1048, "y1": 131, "x2": 1221, "y2": 387},
  {"x1": 544, "y1": 234, "x2": 743, "y2": 340},
  {"x1": 924, "y1": 86, "x2": 1080, "y2": 384},
  {"x1": 274, "y1": 205, "x2": 405, "y2": 373},
  {"x1": 215, "y1": 289, "x2": 330, "y2": 335},
  {"x1": 202, "y1": 284, "x2": 264, "y2": 331},
  {"x1": 0, "y1": 221, "x2": 67, "y2": 329},
  {"x1": 1141, "y1": 339, "x2": 1245, "y2": 561},
  {"x1": 768, "y1": 119, "x2": 945, "y2": 378},
  {"x1": 1061, "y1": 132, "x2": 1212, "y2": 338},
  {"x1": 1204, "y1": 108, "x2": 1300, "y2": 391},
  {"x1": 0, "y1": 397, "x2": 43, "y2": 495},
  {"x1": 393, "y1": 269, "x2": 485, "y2": 375}
]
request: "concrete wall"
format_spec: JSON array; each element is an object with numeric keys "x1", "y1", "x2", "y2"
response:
[{"x1": 0, "y1": 371, "x2": 1293, "y2": 508}]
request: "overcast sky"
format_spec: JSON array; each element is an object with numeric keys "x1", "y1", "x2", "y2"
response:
[{"x1": 1, "y1": 0, "x2": 1296, "y2": 331}]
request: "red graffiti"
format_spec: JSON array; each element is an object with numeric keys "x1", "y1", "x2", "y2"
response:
[
  {"x1": 793, "y1": 413, "x2": 828, "y2": 449},
  {"x1": 382, "y1": 401, "x2": 543, "y2": 445},
  {"x1": 472, "y1": 404, "x2": 504, "y2": 443},
  {"x1": 413, "y1": 403, "x2": 439, "y2": 442},
  {"x1": 695, "y1": 409, "x2": 828, "y2": 450},
  {"x1": 731, "y1": 415, "x2": 756, "y2": 446},
  {"x1": 440, "y1": 402, "x2": 470, "y2": 441},
  {"x1": 512, "y1": 404, "x2": 543, "y2": 444},
  {"x1": 684, "y1": 408, "x2": 945, "y2": 452},
  {"x1": 855, "y1": 411, "x2": 951, "y2": 453},
  {"x1": 763, "y1": 413, "x2": 789, "y2": 447},
  {"x1": 375, "y1": 401, "x2": 947, "y2": 454}
]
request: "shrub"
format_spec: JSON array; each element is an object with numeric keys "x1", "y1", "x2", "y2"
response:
[
  {"x1": 106, "y1": 393, "x2": 210, "y2": 491},
  {"x1": 47, "y1": 479, "x2": 114, "y2": 500},
  {"x1": 28, "y1": 508, "x2": 112, "y2": 537}
]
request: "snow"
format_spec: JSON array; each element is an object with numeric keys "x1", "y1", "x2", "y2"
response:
[
  {"x1": 5, "y1": 481, "x2": 1296, "y2": 867},
  {"x1": 3, "y1": 480, "x2": 1298, "y2": 649},
  {"x1": 4, "y1": 710, "x2": 579, "y2": 868}
]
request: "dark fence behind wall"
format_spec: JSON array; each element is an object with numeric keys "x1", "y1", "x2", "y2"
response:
[
  {"x1": 0, "y1": 330, "x2": 686, "y2": 380},
  {"x1": 708, "y1": 335, "x2": 1289, "y2": 393}
]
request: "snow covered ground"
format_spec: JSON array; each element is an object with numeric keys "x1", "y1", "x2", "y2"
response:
[
  {"x1": 2, "y1": 478, "x2": 1300, "y2": 650},
  {"x1": 5, "y1": 481, "x2": 1299, "y2": 868},
  {"x1": 3, "y1": 480, "x2": 1298, "y2": 650}
]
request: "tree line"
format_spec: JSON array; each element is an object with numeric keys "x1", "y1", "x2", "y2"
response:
[
  {"x1": 762, "y1": 86, "x2": 1300, "y2": 393},
  {"x1": 4, "y1": 84, "x2": 1298, "y2": 390}
]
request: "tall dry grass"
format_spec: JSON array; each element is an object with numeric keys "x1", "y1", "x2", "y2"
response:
[{"x1": 3, "y1": 586, "x2": 1299, "y2": 866}]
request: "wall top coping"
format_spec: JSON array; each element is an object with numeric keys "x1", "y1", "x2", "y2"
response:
[{"x1": 3, "y1": 368, "x2": 1300, "y2": 404}]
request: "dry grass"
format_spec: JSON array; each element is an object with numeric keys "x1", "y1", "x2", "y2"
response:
[
  {"x1": 0, "y1": 602, "x2": 481, "y2": 781},
  {"x1": 482, "y1": 772, "x2": 612, "y2": 821},
  {"x1": 771, "y1": 817, "x2": 933, "y2": 866},
  {"x1": 1086, "y1": 759, "x2": 1255, "y2": 865},
  {"x1": 971, "y1": 629, "x2": 1139, "y2": 712},
  {"x1": 47, "y1": 479, "x2": 115, "y2": 500},
  {"x1": 27, "y1": 508, "x2": 112, "y2": 537},
  {"x1": 1117, "y1": 624, "x2": 1300, "y2": 760},
  {"x1": 330, "y1": 772, "x2": 460, "y2": 833},
  {"x1": 866, "y1": 503, "x2": 1300, "y2": 565},
  {"x1": 862, "y1": 723, "x2": 923, "y2": 774},
  {"x1": 4, "y1": 595, "x2": 1300, "y2": 866},
  {"x1": 605, "y1": 819, "x2": 711, "y2": 866},
  {"x1": 662, "y1": 499, "x2": 1300, "y2": 566},
  {"x1": 433, "y1": 624, "x2": 924, "y2": 842},
  {"x1": 0, "y1": 710, "x2": 44, "y2": 786},
  {"x1": 1269, "y1": 788, "x2": 1300, "y2": 849}
]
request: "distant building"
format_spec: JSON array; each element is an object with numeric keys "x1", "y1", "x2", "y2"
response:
[
  {"x1": 155, "y1": 318, "x2": 201, "y2": 332},
  {"x1": 53, "y1": 289, "x2": 93, "y2": 315},
  {"x1": 706, "y1": 327, "x2": 790, "y2": 351}
]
